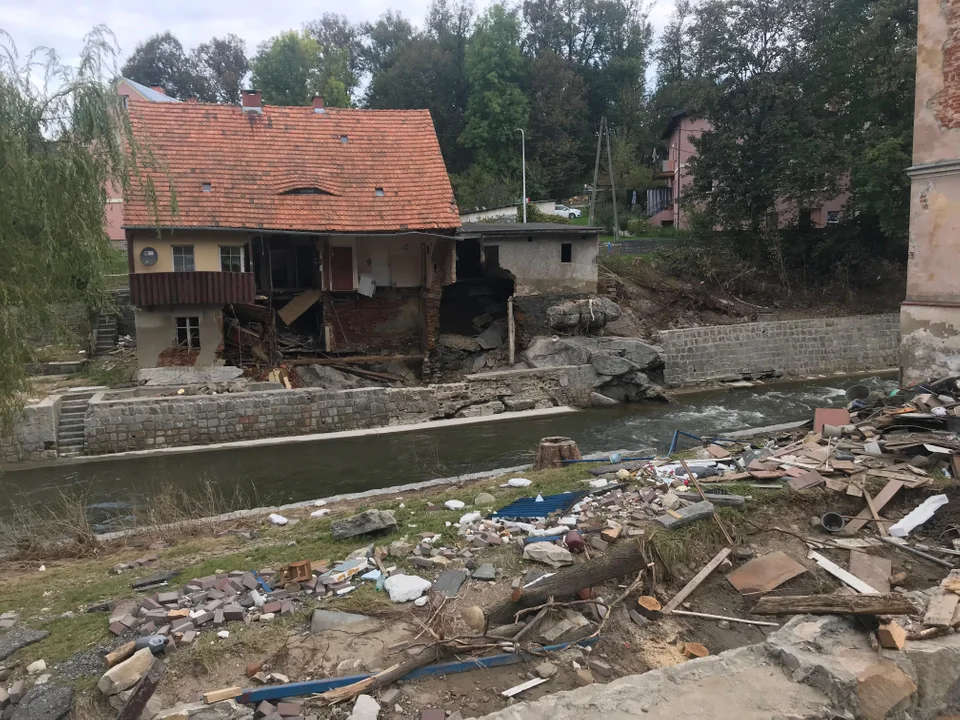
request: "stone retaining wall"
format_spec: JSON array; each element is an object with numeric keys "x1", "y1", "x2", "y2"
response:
[
  {"x1": 0, "y1": 397, "x2": 60, "y2": 464},
  {"x1": 83, "y1": 366, "x2": 596, "y2": 456},
  {"x1": 656, "y1": 313, "x2": 900, "y2": 387}
]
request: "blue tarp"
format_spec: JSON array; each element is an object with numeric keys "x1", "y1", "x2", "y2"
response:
[{"x1": 490, "y1": 491, "x2": 586, "y2": 520}]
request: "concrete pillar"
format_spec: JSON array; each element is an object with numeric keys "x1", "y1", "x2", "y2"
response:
[{"x1": 902, "y1": 0, "x2": 960, "y2": 384}]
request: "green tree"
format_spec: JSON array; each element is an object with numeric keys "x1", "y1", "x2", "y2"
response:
[
  {"x1": 459, "y1": 4, "x2": 529, "y2": 174},
  {"x1": 0, "y1": 29, "x2": 165, "y2": 422},
  {"x1": 121, "y1": 31, "x2": 207, "y2": 99},
  {"x1": 360, "y1": 10, "x2": 416, "y2": 75},
  {"x1": 192, "y1": 35, "x2": 248, "y2": 104},
  {"x1": 250, "y1": 31, "x2": 322, "y2": 106}
]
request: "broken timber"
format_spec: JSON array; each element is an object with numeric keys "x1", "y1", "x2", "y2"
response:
[
  {"x1": 750, "y1": 594, "x2": 917, "y2": 616},
  {"x1": 116, "y1": 659, "x2": 166, "y2": 720},
  {"x1": 662, "y1": 547, "x2": 732, "y2": 614}
]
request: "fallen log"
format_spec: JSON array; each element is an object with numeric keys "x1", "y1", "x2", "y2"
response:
[
  {"x1": 751, "y1": 594, "x2": 917, "y2": 616},
  {"x1": 484, "y1": 537, "x2": 649, "y2": 626}
]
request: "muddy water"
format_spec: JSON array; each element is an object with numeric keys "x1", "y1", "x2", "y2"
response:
[{"x1": 0, "y1": 374, "x2": 896, "y2": 524}]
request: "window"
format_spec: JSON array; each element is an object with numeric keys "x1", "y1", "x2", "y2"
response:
[
  {"x1": 220, "y1": 246, "x2": 245, "y2": 272},
  {"x1": 121, "y1": 95, "x2": 129, "y2": 109},
  {"x1": 561, "y1": 243, "x2": 573, "y2": 263},
  {"x1": 175, "y1": 317, "x2": 201, "y2": 351},
  {"x1": 172, "y1": 246, "x2": 195, "y2": 272},
  {"x1": 375, "y1": 187, "x2": 385, "y2": 197},
  {"x1": 826, "y1": 211, "x2": 840, "y2": 225},
  {"x1": 201, "y1": 182, "x2": 212, "y2": 193}
]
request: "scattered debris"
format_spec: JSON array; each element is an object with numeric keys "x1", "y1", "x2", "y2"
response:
[
  {"x1": 331, "y1": 510, "x2": 399, "y2": 539},
  {"x1": 726, "y1": 551, "x2": 807, "y2": 596}
]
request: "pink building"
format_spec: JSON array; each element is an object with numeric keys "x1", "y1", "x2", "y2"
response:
[
  {"x1": 646, "y1": 111, "x2": 848, "y2": 229},
  {"x1": 105, "y1": 79, "x2": 181, "y2": 249}
]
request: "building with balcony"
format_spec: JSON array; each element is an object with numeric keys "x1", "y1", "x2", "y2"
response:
[
  {"x1": 123, "y1": 92, "x2": 460, "y2": 369},
  {"x1": 646, "y1": 111, "x2": 848, "y2": 229}
]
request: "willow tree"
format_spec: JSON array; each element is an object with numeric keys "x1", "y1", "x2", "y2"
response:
[{"x1": 0, "y1": 28, "x2": 153, "y2": 423}]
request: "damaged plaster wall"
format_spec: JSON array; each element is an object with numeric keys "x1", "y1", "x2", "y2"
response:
[
  {"x1": 82, "y1": 366, "x2": 596, "y2": 456},
  {"x1": 484, "y1": 237, "x2": 597, "y2": 295},
  {"x1": 135, "y1": 306, "x2": 222, "y2": 368},
  {"x1": 901, "y1": 0, "x2": 960, "y2": 384}
]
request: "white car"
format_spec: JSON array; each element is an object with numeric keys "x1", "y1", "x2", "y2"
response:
[{"x1": 553, "y1": 204, "x2": 582, "y2": 219}]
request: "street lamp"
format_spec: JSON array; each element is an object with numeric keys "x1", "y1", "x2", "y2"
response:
[{"x1": 517, "y1": 128, "x2": 526, "y2": 224}]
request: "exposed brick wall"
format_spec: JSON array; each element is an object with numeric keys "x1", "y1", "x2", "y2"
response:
[
  {"x1": 82, "y1": 366, "x2": 596, "y2": 456},
  {"x1": 656, "y1": 314, "x2": 900, "y2": 387},
  {"x1": 329, "y1": 289, "x2": 421, "y2": 353},
  {"x1": 932, "y1": 0, "x2": 960, "y2": 129}
]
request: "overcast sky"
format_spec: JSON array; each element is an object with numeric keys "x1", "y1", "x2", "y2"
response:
[{"x1": 2, "y1": 0, "x2": 673, "y2": 77}]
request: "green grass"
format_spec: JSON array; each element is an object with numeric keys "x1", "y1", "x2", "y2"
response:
[
  {"x1": 105, "y1": 251, "x2": 129, "y2": 275},
  {"x1": 78, "y1": 356, "x2": 137, "y2": 387}
]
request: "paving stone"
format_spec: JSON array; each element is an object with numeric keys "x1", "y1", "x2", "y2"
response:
[
  {"x1": 471, "y1": 564, "x2": 497, "y2": 581},
  {"x1": 157, "y1": 592, "x2": 179, "y2": 605},
  {"x1": 223, "y1": 605, "x2": 245, "y2": 622},
  {"x1": 0, "y1": 629, "x2": 49, "y2": 661},
  {"x1": 654, "y1": 501, "x2": 716, "y2": 530},
  {"x1": 432, "y1": 570, "x2": 469, "y2": 598},
  {"x1": 9, "y1": 684, "x2": 72, "y2": 720},
  {"x1": 261, "y1": 602, "x2": 282, "y2": 615}
]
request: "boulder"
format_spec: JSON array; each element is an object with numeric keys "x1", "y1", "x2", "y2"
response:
[
  {"x1": 590, "y1": 353, "x2": 638, "y2": 377},
  {"x1": 589, "y1": 392, "x2": 619, "y2": 406},
  {"x1": 330, "y1": 510, "x2": 398, "y2": 540},
  {"x1": 523, "y1": 542, "x2": 574, "y2": 568},
  {"x1": 522, "y1": 336, "x2": 663, "y2": 373},
  {"x1": 440, "y1": 334, "x2": 481, "y2": 352},
  {"x1": 476, "y1": 324, "x2": 503, "y2": 350},
  {"x1": 546, "y1": 297, "x2": 622, "y2": 331},
  {"x1": 98, "y1": 647, "x2": 155, "y2": 696}
]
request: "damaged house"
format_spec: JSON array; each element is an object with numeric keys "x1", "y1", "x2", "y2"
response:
[{"x1": 123, "y1": 91, "x2": 460, "y2": 370}]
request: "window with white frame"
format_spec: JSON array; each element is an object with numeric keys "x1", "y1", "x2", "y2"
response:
[
  {"x1": 172, "y1": 246, "x2": 195, "y2": 272},
  {"x1": 220, "y1": 246, "x2": 245, "y2": 272},
  {"x1": 175, "y1": 317, "x2": 201, "y2": 351}
]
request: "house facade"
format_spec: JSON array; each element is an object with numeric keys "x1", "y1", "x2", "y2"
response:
[
  {"x1": 124, "y1": 91, "x2": 460, "y2": 370},
  {"x1": 647, "y1": 111, "x2": 848, "y2": 229}
]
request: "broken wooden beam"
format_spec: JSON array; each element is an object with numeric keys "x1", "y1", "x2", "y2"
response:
[
  {"x1": 750, "y1": 594, "x2": 917, "y2": 616},
  {"x1": 662, "y1": 547, "x2": 732, "y2": 614},
  {"x1": 116, "y1": 659, "x2": 166, "y2": 720}
]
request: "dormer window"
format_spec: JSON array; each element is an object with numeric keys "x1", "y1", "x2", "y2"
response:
[
  {"x1": 279, "y1": 187, "x2": 333, "y2": 196},
  {"x1": 340, "y1": 135, "x2": 348, "y2": 144},
  {"x1": 375, "y1": 187, "x2": 385, "y2": 197},
  {"x1": 201, "y1": 182, "x2": 212, "y2": 193}
]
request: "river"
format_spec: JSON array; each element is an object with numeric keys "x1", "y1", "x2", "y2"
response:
[{"x1": 0, "y1": 374, "x2": 896, "y2": 523}]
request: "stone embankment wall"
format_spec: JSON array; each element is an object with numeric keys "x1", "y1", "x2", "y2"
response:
[
  {"x1": 83, "y1": 366, "x2": 596, "y2": 456},
  {"x1": 0, "y1": 397, "x2": 59, "y2": 464},
  {"x1": 657, "y1": 313, "x2": 900, "y2": 387}
]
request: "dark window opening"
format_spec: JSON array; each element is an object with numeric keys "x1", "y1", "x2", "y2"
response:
[
  {"x1": 173, "y1": 246, "x2": 195, "y2": 272},
  {"x1": 827, "y1": 211, "x2": 840, "y2": 225},
  {"x1": 375, "y1": 187, "x2": 385, "y2": 197},
  {"x1": 484, "y1": 245, "x2": 500, "y2": 273},
  {"x1": 560, "y1": 243, "x2": 572, "y2": 263},
  {"x1": 201, "y1": 182, "x2": 212, "y2": 193},
  {"x1": 220, "y1": 246, "x2": 244, "y2": 272},
  {"x1": 279, "y1": 187, "x2": 332, "y2": 196},
  {"x1": 175, "y1": 316, "x2": 200, "y2": 351},
  {"x1": 340, "y1": 135, "x2": 348, "y2": 143}
]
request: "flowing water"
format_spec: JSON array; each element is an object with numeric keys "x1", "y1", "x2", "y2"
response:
[{"x1": 0, "y1": 374, "x2": 897, "y2": 524}]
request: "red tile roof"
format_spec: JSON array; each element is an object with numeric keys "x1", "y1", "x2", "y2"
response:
[{"x1": 124, "y1": 103, "x2": 461, "y2": 233}]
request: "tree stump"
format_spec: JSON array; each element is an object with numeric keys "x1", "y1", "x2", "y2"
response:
[{"x1": 534, "y1": 436, "x2": 582, "y2": 470}]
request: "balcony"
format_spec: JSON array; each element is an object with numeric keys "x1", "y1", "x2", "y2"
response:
[{"x1": 129, "y1": 271, "x2": 255, "y2": 307}]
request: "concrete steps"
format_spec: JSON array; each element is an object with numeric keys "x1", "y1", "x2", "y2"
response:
[
  {"x1": 94, "y1": 313, "x2": 118, "y2": 356},
  {"x1": 57, "y1": 389, "x2": 96, "y2": 457}
]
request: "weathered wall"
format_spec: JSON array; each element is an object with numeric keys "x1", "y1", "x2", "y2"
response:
[
  {"x1": 83, "y1": 366, "x2": 595, "y2": 455},
  {"x1": 0, "y1": 397, "x2": 60, "y2": 465},
  {"x1": 483, "y1": 236, "x2": 598, "y2": 295},
  {"x1": 135, "y1": 305, "x2": 221, "y2": 368},
  {"x1": 657, "y1": 314, "x2": 900, "y2": 386},
  {"x1": 902, "y1": 0, "x2": 960, "y2": 385},
  {"x1": 131, "y1": 230, "x2": 249, "y2": 273},
  {"x1": 329, "y1": 289, "x2": 422, "y2": 352}
]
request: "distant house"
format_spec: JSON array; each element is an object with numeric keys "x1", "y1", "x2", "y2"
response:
[
  {"x1": 459, "y1": 200, "x2": 559, "y2": 224},
  {"x1": 647, "y1": 111, "x2": 848, "y2": 229},
  {"x1": 123, "y1": 91, "x2": 460, "y2": 370},
  {"x1": 105, "y1": 79, "x2": 181, "y2": 250}
]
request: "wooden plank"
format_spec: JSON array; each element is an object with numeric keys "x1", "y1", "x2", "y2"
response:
[
  {"x1": 203, "y1": 686, "x2": 243, "y2": 704},
  {"x1": 278, "y1": 290, "x2": 322, "y2": 326},
  {"x1": 502, "y1": 677, "x2": 550, "y2": 697},
  {"x1": 825, "y1": 477, "x2": 848, "y2": 492},
  {"x1": 116, "y1": 659, "x2": 166, "y2": 720},
  {"x1": 726, "y1": 551, "x2": 807, "y2": 596},
  {"x1": 751, "y1": 594, "x2": 916, "y2": 616},
  {"x1": 848, "y1": 552, "x2": 892, "y2": 594},
  {"x1": 789, "y1": 470, "x2": 826, "y2": 491},
  {"x1": 842, "y1": 480, "x2": 903, "y2": 534},
  {"x1": 922, "y1": 589, "x2": 960, "y2": 627},
  {"x1": 846, "y1": 472, "x2": 865, "y2": 498},
  {"x1": 862, "y1": 488, "x2": 889, "y2": 535},
  {"x1": 808, "y1": 551, "x2": 878, "y2": 593},
  {"x1": 662, "y1": 547, "x2": 732, "y2": 614},
  {"x1": 669, "y1": 609, "x2": 779, "y2": 627}
]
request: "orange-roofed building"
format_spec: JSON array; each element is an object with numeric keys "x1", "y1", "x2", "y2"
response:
[{"x1": 123, "y1": 91, "x2": 461, "y2": 370}]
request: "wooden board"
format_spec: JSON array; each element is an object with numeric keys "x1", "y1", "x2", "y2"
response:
[
  {"x1": 788, "y1": 470, "x2": 826, "y2": 491},
  {"x1": 808, "y1": 551, "x2": 878, "y2": 593},
  {"x1": 923, "y1": 589, "x2": 960, "y2": 627},
  {"x1": 726, "y1": 551, "x2": 808, "y2": 596},
  {"x1": 846, "y1": 472, "x2": 865, "y2": 498},
  {"x1": 825, "y1": 477, "x2": 849, "y2": 492},
  {"x1": 751, "y1": 593, "x2": 916, "y2": 616},
  {"x1": 848, "y1": 552, "x2": 892, "y2": 594},
  {"x1": 842, "y1": 480, "x2": 903, "y2": 534},
  {"x1": 277, "y1": 290, "x2": 322, "y2": 326},
  {"x1": 662, "y1": 547, "x2": 732, "y2": 614}
]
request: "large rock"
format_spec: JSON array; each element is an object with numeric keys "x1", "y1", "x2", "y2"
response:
[
  {"x1": 476, "y1": 324, "x2": 503, "y2": 350},
  {"x1": 98, "y1": 647, "x2": 155, "y2": 696},
  {"x1": 297, "y1": 365, "x2": 378, "y2": 390},
  {"x1": 546, "y1": 297, "x2": 622, "y2": 331},
  {"x1": 0, "y1": 627, "x2": 49, "y2": 661},
  {"x1": 10, "y1": 685, "x2": 73, "y2": 720},
  {"x1": 522, "y1": 336, "x2": 663, "y2": 373},
  {"x1": 440, "y1": 334, "x2": 481, "y2": 352},
  {"x1": 590, "y1": 353, "x2": 638, "y2": 377},
  {"x1": 330, "y1": 509, "x2": 398, "y2": 540}
]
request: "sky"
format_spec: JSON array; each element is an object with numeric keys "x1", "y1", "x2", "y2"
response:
[{"x1": 1, "y1": 0, "x2": 674, "y2": 77}]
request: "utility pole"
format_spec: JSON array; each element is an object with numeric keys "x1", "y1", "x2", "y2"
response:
[
  {"x1": 517, "y1": 128, "x2": 527, "y2": 223},
  {"x1": 589, "y1": 118, "x2": 603, "y2": 226},
  {"x1": 601, "y1": 117, "x2": 619, "y2": 242}
]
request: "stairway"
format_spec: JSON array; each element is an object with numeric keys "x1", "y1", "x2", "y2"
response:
[
  {"x1": 57, "y1": 390, "x2": 95, "y2": 458},
  {"x1": 94, "y1": 313, "x2": 118, "y2": 356}
]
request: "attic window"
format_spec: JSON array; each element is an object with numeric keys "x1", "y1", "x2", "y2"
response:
[
  {"x1": 201, "y1": 182, "x2": 212, "y2": 193},
  {"x1": 340, "y1": 135, "x2": 348, "y2": 144},
  {"x1": 280, "y1": 187, "x2": 332, "y2": 196},
  {"x1": 375, "y1": 187, "x2": 385, "y2": 197}
]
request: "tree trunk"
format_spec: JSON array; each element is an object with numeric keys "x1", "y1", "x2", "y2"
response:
[
  {"x1": 484, "y1": 537, "x2": 647, "y2": 626},
  {"x1": 750, "y1": 594, "x2": 917, "y2": 616},
  {"x1": 534, "y1": 436, "x2": 582, "y2": 470}
]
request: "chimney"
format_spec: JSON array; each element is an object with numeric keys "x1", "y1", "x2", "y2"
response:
[
  {"x1": 151, "y1": 85, "x2": 166, "y2": 95},
  {"x1": 313, "y1": 96, "x2": 325, "y2": 114},
  {"x1": 241, "y1": 90, "x2": 263, "y2": 113}
]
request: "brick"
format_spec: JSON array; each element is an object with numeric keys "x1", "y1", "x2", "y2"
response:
[
  {"x1": 157, "y1": 592, "x2": 179, "y2": 604},
  {"x1": 223, "y1": 605, "x2": 245, "y2": 622},
  {"x1": 262, "y1": 602, "x2": 282, "y2": 615},
  {"x1": 246, "y1": 661, "x2": 262, "y2": 678},
  {"x1": 109, "y1": 622, "x2": 126, "y2": 636},
  {"x1": 171, "y1": 620, "x2": 194, "y2": 634},
  {"x1": 214, "y1": 609, "x2": 225, "y2": 625},
  {"x1": 276, "y1": 701, "x2": 302, "y2": 717}
]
